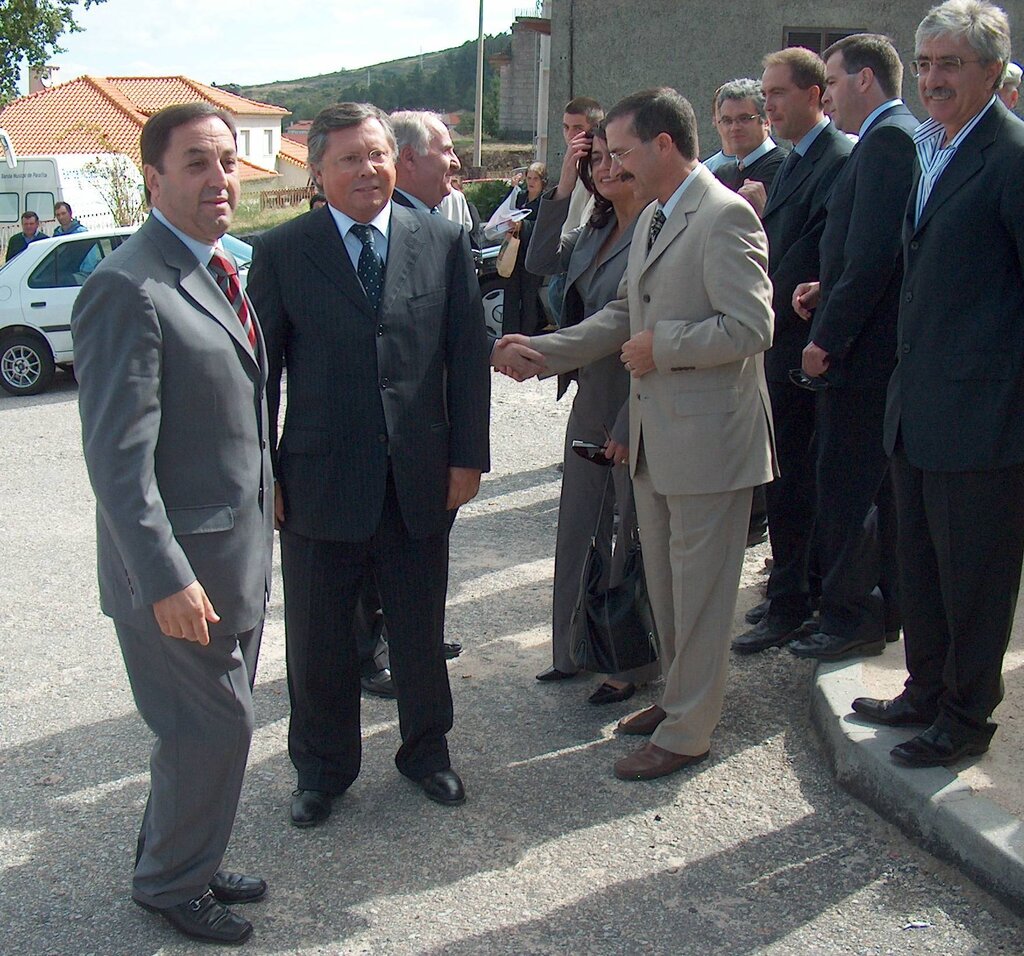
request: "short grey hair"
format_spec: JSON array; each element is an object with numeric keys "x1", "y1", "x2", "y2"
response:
[
  {"x1": 389, "y1": 110, "x2": 447, "y2": 154},
  {"x1": 916, "y1": 0, "x2": 1011, "y2": 85},
  {"x1": 715, "y1": 78, "x2": 767, "y2": 120},
  {"x1": 307, "y1": 102, "x2": 396, "y2": 168}
]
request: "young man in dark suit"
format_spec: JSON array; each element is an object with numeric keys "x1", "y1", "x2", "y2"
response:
[
  {"x1": 856, "y1": 0, "x2": 1024, "y2": 768},
  {"x1": 785, "y1": 34, "x2": 919, "y2": 662},
  {"x1": 732, "y1": 47, "x2": 853, "y2": 654},
  {"x1": 248, "y1": 104, "x2": 490, "y2": 825}
]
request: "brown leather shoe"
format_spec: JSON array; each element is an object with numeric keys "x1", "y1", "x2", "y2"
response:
[
  {"x1": 615, "y1": 704, "x2": 666, "y2": 736},
  {"x1": 614, "y1": 742, "x2": 709, "y2": 780}
]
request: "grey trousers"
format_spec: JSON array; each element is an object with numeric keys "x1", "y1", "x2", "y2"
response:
[{"x1": 116, "y1": 617, "x2": 261, "y2": 908}]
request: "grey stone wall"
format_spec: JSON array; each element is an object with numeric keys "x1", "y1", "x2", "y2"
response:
[
  {"x1": 547, "y1": 0, "x2": 1024, "y2": 169},
  {"x1": 500, "y1": 21, "x2": 542, "y2": 140}
]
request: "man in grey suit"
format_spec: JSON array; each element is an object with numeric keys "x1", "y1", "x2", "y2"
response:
[
  {"x1": 248, "y1": 103, "x2": 490, "y2": 826},
  {"x1": 71, "y1": 103, "x2": 273, "y2": 945}
]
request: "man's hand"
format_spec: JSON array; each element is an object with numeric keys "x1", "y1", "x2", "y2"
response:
[
  {"x1": 621, "y1": 329, "x2": 655, "y2": 377},
  {"x1": 793, "y1": 281, "x2": 820, "y2": 321},
  {"x1": 153, "y1": 581, "x2": 220, "y2": 646},
  {"x1": 492, "y1": 334, "x2": 547, "y2": 381},
  {"x1": 274, "y1": 482, "x2": 286, "y2": 529},
  {"x1": 447, "y1": 467, "x2": 482, "y2": 510},
  {"x1": 604, "y1": 438, "x2": 629, "y2": 465},
  {"x1": 556, "y1": 131, "x2": 593, "y2": 199},
  {"x1": 802, "y1": 341, "x2": 830, "y2": 378},
  {"x1": 737, "y1": 179, "x2": 768, "y2": 217}
]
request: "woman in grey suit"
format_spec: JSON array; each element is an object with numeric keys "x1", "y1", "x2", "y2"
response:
[{"x1": 526, "y1": 124, "x2": 656, "y2": 703}]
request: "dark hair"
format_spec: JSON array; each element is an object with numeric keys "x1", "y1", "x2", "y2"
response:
[
  {"x1": 763, "y1": 47, "x2": 827, "y2": 98},
  {"x1": 605, "y1": 87, "x2": 698, "y2": 160},
  {"x1": 577, "y1": 122, "x2": 615, "y2": 229},
  {"x1": 140, "y1": 103, "x2": 237, "y2": 202},
  {"x1": 54, "y1": 201, "x2": 72, "y2": 216},
  {"x1": 21, "y1": 211, "x2": 38, "y2": 222},
  {"x1": 307, "y1": 102, "x2": 396, "y2": 168},
  {"x1": 823, "y1": 33, "x2": 903, "y2": 98},
  {"x1": 308, "y1": 192, "x2": 327, "y2": 210},
  {"x1": 564, "y1": 96, "x2": 604, "y2": 125}
]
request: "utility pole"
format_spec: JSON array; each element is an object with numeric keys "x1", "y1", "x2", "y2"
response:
[{"x1": 473, "y1": 0, "x2": 484, "y2": 168}]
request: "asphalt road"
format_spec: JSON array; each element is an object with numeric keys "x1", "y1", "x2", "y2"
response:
[{"x1": 1, "y1": 370, "x2": 1022, "y2": 955}]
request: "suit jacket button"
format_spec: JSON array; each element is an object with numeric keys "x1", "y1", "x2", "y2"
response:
[
  {"x1": 377, "y1": 324, "x2": 385, "y2": 336},
  {"x1": 380, "y1": 377, "x2": 390, "y2": 388},
  {"x1": 377, "y1": 433, "x2": 387, "y2": 443},
  {"x1": 902, "y1": 343, "x2": 911, "y2": 353},
  {"x1": 910, "y1": 241, "x2": 919, "y2": 251},
  {"x1": 642, "y1": 294, "x2": 651, "y2": 303},
  {"x1": 905, "y1": 291, "x2": 913, "y2": 302}
]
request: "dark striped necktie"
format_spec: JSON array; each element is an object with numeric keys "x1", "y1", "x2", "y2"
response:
[
  {"x1": 350, "y1": 223, "x2": 385, "y2": 312},
  {"x1": 647, "y1": 208, "x2": 666, "y2": 253},
  {"x1": 209, "y1": 249, "x2": 256, "y2": 349}
]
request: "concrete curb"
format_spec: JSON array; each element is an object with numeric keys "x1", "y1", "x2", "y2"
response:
[{"x1": 810, "y1": 658, "x2": 1024, "y2": 915}]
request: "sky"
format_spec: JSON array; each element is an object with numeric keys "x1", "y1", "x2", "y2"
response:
[{"x1": 34, "y1": 0, "x2": 533, "y2": 91}]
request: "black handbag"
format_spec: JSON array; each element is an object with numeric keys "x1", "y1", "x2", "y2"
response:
[{"x1": 569, "y1": 472, "x2": 660, "y2": 674}]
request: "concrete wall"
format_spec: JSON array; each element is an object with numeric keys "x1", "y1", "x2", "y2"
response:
[
  {"x1": 547, "y1": 0, "x2": 1024, "y2": 169},
  {"x1": 500, "y1": 21, "x2": 542, "y2": 140}
]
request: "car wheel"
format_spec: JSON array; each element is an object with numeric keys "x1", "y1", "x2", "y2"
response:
[
  {"x1": 0, "y1": 332, "x2": 56, "y2": 396},
  {"x1": 479, "y1": 276, "x2": 504, "y2": 339}
]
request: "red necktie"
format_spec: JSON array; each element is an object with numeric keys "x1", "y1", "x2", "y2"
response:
[{"x1": 209, "y1": 249, "x2": 257, "y2": 349}]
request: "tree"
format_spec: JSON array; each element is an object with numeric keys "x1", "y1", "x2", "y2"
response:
[{"x1": 0, "y1": 0, "x2": 106, "y2": 103}]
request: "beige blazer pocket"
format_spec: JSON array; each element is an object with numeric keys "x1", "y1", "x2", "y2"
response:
[
  {"x1": 673, "y1": 387, "x2": 740, "y2": 417},
  {"x1": 167, "y1": 504, "x2": 235, "y2": 535}
]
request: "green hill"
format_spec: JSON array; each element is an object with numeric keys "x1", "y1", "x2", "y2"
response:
[{"x1": 218, "y1": 34, "x2": 511, "y2": 133}]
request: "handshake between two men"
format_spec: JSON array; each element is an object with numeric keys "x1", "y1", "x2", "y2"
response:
[{"x1": 490, "y1": 329, "x2": 658, "y2": 466}]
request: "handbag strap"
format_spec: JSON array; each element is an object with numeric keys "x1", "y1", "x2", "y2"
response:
[{"x1": 590, "y1": 469, "x2": 614, "y2": 540}]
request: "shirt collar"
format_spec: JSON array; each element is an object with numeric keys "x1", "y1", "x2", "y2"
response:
[
  {"x1": 738, "y1": 137, "x2": 778, "y2": 167},
  {"x1": 151, "y1": 208, "x2": 218, "y2": 266},
  {"x1": 793, "y1": 117, "x2": 831, "y2": 156},
  {"x1": 329, "y1": 200, "x2": 393, "y2": 240},
  {"x1": 394, "y1": 187, "x2": 434, "y2": 213},
  {"x1": 858, "y1": 99, "x2": 904, "y2": 139},
  {"x1": 914, "y1": 94, "x2": 997, "y2": 150},
  {"x1": 659, "y1": 163, "x2": 703, "y2": 220}
]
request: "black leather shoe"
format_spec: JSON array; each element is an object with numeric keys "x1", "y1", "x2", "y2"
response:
[
  {"x1": 419, "y1": 768, "x2": 466, "y2": 805},
  {"x1": 444, "y1": 641, "x2": 462, "y2": 659},
  {"x1": 210, "y1": 870, "x2": 266, "y2": 904},
  {"x1": 851, "y1": 694, "x2": 938, "y2": 727},
  {"x1": 588, "y1": 681, "x2": 636, "y2": 705},
  {"x1": 789, "y1": 631, "x2": 886, "y2": 661},
  {"x1": 885, "y1": 629, "x2": 901, "y2": 643},
  {"x1": 731, "y1": 615, "x2": 806, "y2": 654},
  {"x1": 290, "y1": 788, "x2": 332, "y2": 828},
  {"x1": 890, "y1": 724, "x2": 990, "y2": 768},
  {"x1": 135, "y1": 889, "x2": 252, "y2": 944},
  {"x1": 361, "y1": 667, "x2": 397, "y2": 699},
  {"x1": 744, "y1": 599, "x2": 770, "y2": 625},
  {"x1": 536, "y1": 666, "x2": 578, "y2": 681}
]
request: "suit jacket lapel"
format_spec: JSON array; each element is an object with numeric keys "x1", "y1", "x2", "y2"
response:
[
  {"x1": 912, "y1": 105, "x2": 999, "y2": 236},
  {"x1": 764, "y1": 125, "x2": 835, "y2": 216},
  {"x1": 640, "y1": 171, "x2": 708, "y2": 278},
  {"x1": 564, "y1": 219, "x2": 612, "y2": 289},
  {"x1": 379, "y1": 204, "x2": 421, "y2": 317},
  {"x1": 300, "y1": 205, "x2": 375, "y2": 318}
]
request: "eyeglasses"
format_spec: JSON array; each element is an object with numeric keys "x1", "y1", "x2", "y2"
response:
[
  {"x1": 910, "y1": 56, "x2": 983, "y2": 76},
  {"x1": 717, "y1": 114, "x2": 762, "y2": 127},
  {"x1": 333, "y1": 148, "x2": 392, "y2": 171},
  {"x1": 608, "y1": 144, "x2": 641, "y2": 165}
]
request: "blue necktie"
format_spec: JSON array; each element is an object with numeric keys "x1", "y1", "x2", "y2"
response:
[{"x1": 350, "y1": 223, "x2": 384, "y2": 312}]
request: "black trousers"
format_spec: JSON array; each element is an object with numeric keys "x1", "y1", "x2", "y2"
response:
[
  {"x1": 280, "y1": 474, "x2": 453, "y2": 791},
  {"x1": 891, "y1": 444, "x2": 1024, "y2": 736},
  {"x1": 764, "y1": 379, "x2": 817, "y2": 620},
  {"x1": 814, "y1": 384, "x2": 899, "y2": 639}
]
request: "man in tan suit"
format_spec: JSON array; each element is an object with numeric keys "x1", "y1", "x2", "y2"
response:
[{"x1": 496, "y1": 87, "x2": 775, "y2": 780}]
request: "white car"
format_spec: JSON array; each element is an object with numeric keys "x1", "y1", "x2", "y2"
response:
[{"x1": 0, "y1": 227, "x2": 253, "y2": 396}]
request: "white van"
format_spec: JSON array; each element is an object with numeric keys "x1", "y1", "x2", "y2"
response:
[{"x1": 0, "y1": 153, "x2": 144, "y2": 247}]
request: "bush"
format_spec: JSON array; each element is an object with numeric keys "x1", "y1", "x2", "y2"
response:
[{"x1": 464, "y1": 179, "x2": 512, "y2": 221}]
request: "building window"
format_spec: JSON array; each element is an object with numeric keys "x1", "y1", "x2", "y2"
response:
[
  {"x1": 239, "y1": 129, "x2": 250, "y2": 155},
  {"x1": 265, "y1": 129, "x2": 274, "y2": 154},
  {"x1": 785, "y1": 28, "x2": 865, "y2": 54}
]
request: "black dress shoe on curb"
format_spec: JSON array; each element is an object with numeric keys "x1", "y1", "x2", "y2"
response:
[
  {"x1": 890, "y1": 724, "x2": 990, "y2": 768},
  {"x1": 731, "y1": 616, "x2": 806, "y2": 654},
  {"x1": 788, "y1": 631, "x2": 886, "y2": 661},
  {"x1": 210, "y1": 870, "x2": 267, "y2": 904},
  {"x1": 420, "y1": 768, "x2": 466, "y2": 805},
  {"x1": 851, "y1": 694, "x2": 938, "y2": 727},
  {"x1": 361, "y1": 667, "x2": 397, "y2": 699},
  {"x1": 744, "y1": 599, "x2": 771, "y2": 625},
  {"x1": 588, "y1": 681, "x2": 636, "y2": 705},
  {"x1": 445, "y1": 641, "x2": 462, "y2": 659},
  {"x1": 290, "y1": 789, "x2": 332, "y2": 828},
  {"x1": 135, "y1": 889, "x2": 252, "y2": 944},
  {"x1": 536, "y1": 666, "x2": 578, "y2": 681},
  {"x1": 885, "y1": 629, "x2": 901, "y2": 643}
]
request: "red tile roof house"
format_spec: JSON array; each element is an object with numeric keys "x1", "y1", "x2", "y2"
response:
[{"x1": 0, "y1": 74, "x2": 310, "y2": 232}]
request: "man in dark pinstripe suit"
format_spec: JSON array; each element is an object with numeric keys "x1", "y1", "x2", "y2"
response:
[{"x1": 248, "y1": 103, "x2": 490, "y2": 825}]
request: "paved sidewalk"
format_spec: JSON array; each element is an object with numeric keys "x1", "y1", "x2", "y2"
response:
[{"x1": 810, "y1": 591, "x2": 1024, "y2": 913}]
